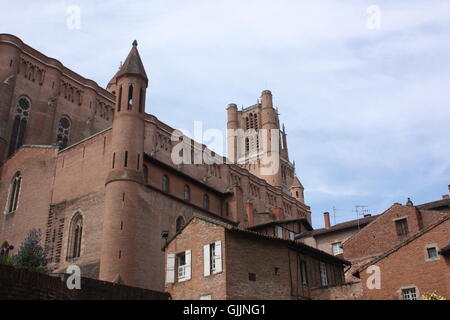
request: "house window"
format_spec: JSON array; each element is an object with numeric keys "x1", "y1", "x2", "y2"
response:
[
  {"x1": 289, "y1": 231, "x2": 295, "y2": 241},
  {"x1": 300, "y1": 260, "x2": 308, "y2": 285},
  {"x1": 402, "y1": 288, "x2": 418, "y2": 300},
  {"x1": 426, "y1": 247, "x2": 438, "y2": 261},
  {"x1": 162, "y1": 175, "x2": 169, "y2": 193},
  {"x1": 67, "y1": 213, "x2": 83, "y2": 260},
  {"x1": 177, "y1": 250, "x2": 191, "y2": 282},
  {"x1": 203, "y1": 241, "x2": 222, "y2": 276},
  {"x1": 166, "y1": 250, "x2": 191, "y2": 283},
  {"x1": 203, "y1": 194, "x2": 209, "y2": 210},
  {"x1": 276, "y1": 226, "x2": 283, "y2": 239},
  {"x1": 319, "y1": 262, "x2": 328, "y2": 287},
  {"x1": 395, "y1": 218, "x2": 409, "y2": 237},
  {"x1": 6, "y1": 172, "x2": 22, "y2": 214},
  {"x1": 8, "y1": 97, "x2": 31, "y2": 157},
  {"x1": 183, "y1": 185, "x2": 190, "y2": 202},
  {"x1": 56, "y1": 117, "x2": 71, "y2": 149},
  {"x1": 332, "y1": 242, "x2": 343, "y2": 256}
]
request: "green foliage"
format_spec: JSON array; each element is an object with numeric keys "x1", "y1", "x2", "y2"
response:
[
  {"x1": 1, "y1": 229, "x2": 49, "y2": 272},
  {"x1": 0, "y1": 254, "x2": 16, "y2": 267}
]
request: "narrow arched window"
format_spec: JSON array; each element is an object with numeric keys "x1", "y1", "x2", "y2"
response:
[
  {"x1": 6, "y1": 172, "x2": 22, "y2": 214},
  {"x1": 143, "y1": 165, "x2": 148, "y2": 183},
  {"x1": 183, "y1": 185, "x2": 190, "y2": 202},
  {"x1": 203, "y1": 194, "x2": 209, "y2": 210},
  {"x1": 162, "y1": 175, "x2": 169, "y2": 193},
  {"x1": 57, "y1": 117, "x2": 71, "y2": 150},
  {"x1": 176, "y1": 216, "x2": 185, "y2": 233},
  {"x1": 8, "y1": 97, "x2": 31, "y2": 157},
  {"x1": 139, "y1": 88, "x2": 144, "y2": 113},
  {"x1": 67, "y1": 213, "x2": 83, "y2": 260},
  {"x1": 117, "y1": 86, "x2": 122, "y2": 112},
  {"x1": 245, "y1": 137, "x2": 250, "y2": 153},
  {"x1": 127, "y1": 84, "x2": 133, "y2": 110}
]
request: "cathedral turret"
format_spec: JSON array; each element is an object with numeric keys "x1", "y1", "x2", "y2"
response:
[
  {"x1": 290, "y1": 176, "x2": 305, "y2": 203},
  {"x1": 99, "y1": 40, "x2": 150, "y2": 288},
  {"x1": 226, "y1": 103, "x2": 238, "y2": 163}
]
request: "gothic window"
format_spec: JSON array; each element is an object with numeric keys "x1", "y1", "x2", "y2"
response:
[
  {"x1": 67, "y1": 213, "x2": 83, "y2": 260},
  {"x1": 176, "y1": 216, "x2": 185, "y2": 233},
  {"x1": 183, "y1": 185, "x2": 190, "y2": 202},
  {"x1": 203, "y1": 194, "x2": 210, "y2": 210},
  {"x1": 57, "y1": 117, "x2": 71, "y2": 150},
  {"x1": 6, "y1": 172, "x2": 22, "y2": 214},
  {"x1": 8, "y1": 97, "x2": 31, "y2": 157},
  {"x1": 162, "y1": 175, "x2": 170, "y2": 193}
]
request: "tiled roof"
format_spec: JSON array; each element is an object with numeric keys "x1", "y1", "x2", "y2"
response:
[
  {"x1": 417, "y1": 198, "x2": 450, "y2": 211},
  {"x1": 167, "y1": 213, "x2": 350, "y2": 266},
  {"x1": 298, "y1": 214, "x2": 380, "y2": 238},
  {"x1": 248, "y1": 218, "x2": 313, "y2": 231}
]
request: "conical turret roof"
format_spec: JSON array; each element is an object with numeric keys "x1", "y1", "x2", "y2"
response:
[{"x1": 115, "y1": 40, "x2": 148, "y2": 85}]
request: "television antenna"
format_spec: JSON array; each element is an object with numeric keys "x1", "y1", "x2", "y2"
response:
[{"x1": 353, "y1": 205, "x2": 369, "y2": 230}]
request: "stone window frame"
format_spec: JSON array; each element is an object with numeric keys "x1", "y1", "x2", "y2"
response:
[
  {"x1": 398, "y1": 285, "x2": 420, "y2": 300},
  {"x1": 66, "y1": 211, "x2": 84, "y2": 262},
  {"x1": 4, "y1": 171, "x2": 22, "y2": 215},
  {"x1": 393, "y1": 216, "x2": 409, "y2": 237},
  {"x1": 424, "y1": 243, "x2": 440, "y2": 262}
]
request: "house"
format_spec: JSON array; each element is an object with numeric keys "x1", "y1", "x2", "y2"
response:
[
  {"x1": 354, "y1": 215, "x2": 450, "y2": 300},
  {"x1": 164, "y1": 214, "x2": 350, "y2": 300}
]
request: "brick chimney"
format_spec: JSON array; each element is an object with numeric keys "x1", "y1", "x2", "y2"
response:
[{"x1": 323, "y1": 212, "x2": 331, "y2": 229}]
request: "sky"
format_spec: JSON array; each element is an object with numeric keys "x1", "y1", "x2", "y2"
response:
[{"x1": 1, "y1": 0, "x2": 449, "y2": 228}]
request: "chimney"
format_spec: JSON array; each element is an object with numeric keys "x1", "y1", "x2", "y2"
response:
[
  {"x1": 323, "y1": 212, "x2": 331, "y2": 229},
  {"x1": 443, "y1": 195, "x2": 450, "y2": 199}
]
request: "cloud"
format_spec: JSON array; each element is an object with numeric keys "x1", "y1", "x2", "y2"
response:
[{"x1": 1, "y1": 0, "x2": 449, "y2": 228}]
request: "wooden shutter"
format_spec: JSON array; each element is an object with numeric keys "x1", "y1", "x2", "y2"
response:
[
  {"x1": 214, "y1": 241, "x2": 222, "y2": 274},
  {"x1": 166, "y1": 253, "x2": 175, "y2": 283},
  {"x1": 185, "y1": 250, "x2": 192, "y2": 280},
  {"x1": 203, "y1": 244, "x2": 211, "y2": 276}
]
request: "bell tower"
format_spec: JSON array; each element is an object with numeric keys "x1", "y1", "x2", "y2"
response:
[
  {"x1": 99, "y1": 40, "x2": 150, "y2": 288},
  {"x1": 226, "y1": 90, "x2": 299, "y2": 196}
]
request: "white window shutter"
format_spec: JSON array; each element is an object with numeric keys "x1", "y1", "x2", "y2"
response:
[
  {"x1": 276, "y1": 226, "x2": 283, "y2": 238},
  {"x1": 166, "y1": 253, "x2": 175, "y2": 283},
  {"x1": 203, "y1": 244, "x2": 211, "y2": 276},
  {"x1": 214, "y1": 240, "x2": 222, "y2": 274},
  {"x1": 185, "y1": 250, "x2": 192, "y2": 280}
]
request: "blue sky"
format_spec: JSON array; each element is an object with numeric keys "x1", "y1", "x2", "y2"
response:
[{"x1": 2, "y1": 0, "x2": 449, "y2": 228}]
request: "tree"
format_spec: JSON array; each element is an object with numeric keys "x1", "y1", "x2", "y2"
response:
[{"x1": 12, "y1": 229, "x2": 48, "y2": 272}]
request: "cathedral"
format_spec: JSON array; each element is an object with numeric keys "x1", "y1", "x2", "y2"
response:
[{"x1": 0, "y1": 34, "x2": 311, "y2": 291}]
